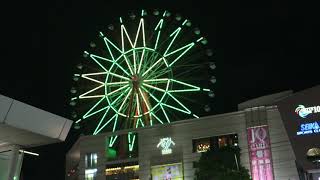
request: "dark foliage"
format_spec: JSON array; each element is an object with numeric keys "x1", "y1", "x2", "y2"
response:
[{"x1": 195, "y1": 146, "x2": 251, "y2": 180}]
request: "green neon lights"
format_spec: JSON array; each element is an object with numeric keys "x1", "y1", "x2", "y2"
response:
[
  {"x1": 164, "y1": 27, "x2": 182, "y2": 56},
  {"x1": 193, "y1": 114, "x2": 199, "y2": 118},
  {"x1": 162, "y1": 11, "x2": 167, "y2": 17},
  {"x1": 129, "y1": 134, "x2": 136, "y2": 151},
  {"x1": 197, "y1": 37, "x2": 204, "y2": 42},
  {"x1": 93, "y1": 107, "x2": 111, "y2": 134},
  {"x1": 75, "y1": 10, "x2": 214, "y2": 151},
  {"x1": 109, "y1": 135, "x2": 118, "y2": 147},
  {"x1": 142, "y1": 57, "x2": 163, "y2": 76},
  {"x1": 182, "y1": 19, "x2": 188, "y2": 26}
]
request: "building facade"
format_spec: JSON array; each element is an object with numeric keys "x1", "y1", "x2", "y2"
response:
[{"x1": 66, "y1": 88, "x2": 319, "y2": 180}]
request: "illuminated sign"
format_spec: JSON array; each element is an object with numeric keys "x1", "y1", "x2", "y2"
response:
[
  {"x1": 297, "y1": 121, "x2": 320, "y2": 135},
  {"x1": 157, "y1": 137, "x2": 175, "y2": 155},
  {"x1": 85, "y1": 169, "x2": 97, "y2": 179},
  {"x1": 247, "y1": 126, "x2": 274, "y2": 180},
  {"x1": 151, "y1": 163, "x2": 183, "y2": 180},
  {"x1": 295, "y1": 105, "x2": 320, "y2": 118},
  {"x1": 197, "y1": 143, "x2": 210, "y2": 153}
]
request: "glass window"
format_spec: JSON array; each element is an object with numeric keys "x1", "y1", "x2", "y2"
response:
[
  {"x1": 193, "y1": 133, "x2": 238, "y2": 153},
  {"x1": 192, "y1": 137, "x2": 211, "y2": 153},
  {"x1": 85, "y1": 153, "x2": 98, "y2": 168},
  {"x1": 218, "y1": 136, "x2": 228, "y2": 147}
]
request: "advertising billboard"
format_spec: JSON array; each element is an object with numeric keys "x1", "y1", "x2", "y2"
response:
[
  {"x1": 247, "y1": 125, "x2": 274, "y2": 180},
  {"x1": 151, "y1": 163, "x2": 183, "y2": 180},
  {"x1": 276, "y1": 85, "x2": 320, "y2": 170}
]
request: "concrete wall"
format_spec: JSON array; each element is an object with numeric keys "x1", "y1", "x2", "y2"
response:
[
  {"x1": 267, "y1": 108, "x2": 300, "y2": 180},
  {"x1": 0, "y1": 151, "x2": 10, "y2": 180}
]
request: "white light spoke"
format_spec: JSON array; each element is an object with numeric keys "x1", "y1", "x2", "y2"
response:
[
  {"x1": 103, "y1": 37, "x2": 122, "y2": 60},
  {"x1": 106, "y1": 81, "x2": 129, "y2": 86},
  {"x1": 117, "y1": 88, "x2": 132, "y2": 114},
  {"x1": 83, "y1": 97, "x2": 106, "y2": 119},
  {"x1": 167, "y1": 92, "x2": 192, "y2": 114},
  {"x1": 94, "y1": 116, "x2": 116, "y2": 135},
  {"x1": 143, "y1": 83, "x2": 166, "y2": 93},
  {"x1": 143, "y1": 78, "x2": 169, "y2": 83},
  {"x1": 108, "y1": 72, "x2": 130, "y2": 81},
  {"x1": 82, "y1": 75, "x2": 104, "y2": 85},
  {"x1": 82, "y1": 72, "x2": 108, "y2": 76},
  {"x1": 137, "y1": 48, "x2": 145, "y2": 74},
  {"x1": 79, "y1": 95, "x2": 105, "y2": 99},
  {"x1": 142, "y1": 57, "x2": 164, "y2": 77},
  {"x1": 107, "y1": 85, "x2": 129, "y2": 96},
  {"x1": 136, "y1": 93, "x2": 141, "y2": 115},
  {"x1": 123, "y1": 55, "x2": 134, "y2": 75},
  {"x1": 90, "y1": 54, "x2": 113, "y2": 63},
  {"x1": 160, "y1": 104, "x2": 170, "y2": 123},
  {"x1": 79, "y1": 84, "x2": 105, "y2": 99},
  {"x1": 93, "y1": 106, "x2": 111, "y2": 134},
  {"x1": 167, "y1": 79, "x2": 201, "y2": 92},
  {"x1": 150, "y1": 112, "x2": 164, "y2": 124},
  {"x1": 138, "y1": 88, "x2": 150, "y2": 111}
]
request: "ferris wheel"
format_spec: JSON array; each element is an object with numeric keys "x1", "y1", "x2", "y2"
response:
[{"x1": 69, "y1": 9, "x2": 216, "y2": 149}]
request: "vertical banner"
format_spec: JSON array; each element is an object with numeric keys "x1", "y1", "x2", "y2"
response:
[{"x1": 247, "y1": 126, "x2": 274, "y2": 180}]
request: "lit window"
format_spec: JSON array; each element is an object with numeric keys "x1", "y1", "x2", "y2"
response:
[
  {"x1": 192, "y1": 137, "x2": 210, "y2": 153},
  {"x1": 105, "y1": 162, "x2": 139, "y2": 179},
  {"x1": 85, "y1": 153, "x2": 98, "y2": 168},
  {"x1": 218, "y1": 137, "x2": 227, "y2": 147},
  {"x1": 85, "y1": 168, "x2": 97, "y2": 180},
  {"x1": 192, "y1": 133, "x2": 238, "y2": 153}
]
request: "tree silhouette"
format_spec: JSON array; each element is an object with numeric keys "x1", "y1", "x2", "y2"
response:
[{"x1": 195, "y1": 145, "x2": 250, "y2": 180}]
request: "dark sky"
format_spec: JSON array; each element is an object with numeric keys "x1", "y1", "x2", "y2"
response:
[{"x1": 2, "y1": 0, "x2": 319, "y2": 179}]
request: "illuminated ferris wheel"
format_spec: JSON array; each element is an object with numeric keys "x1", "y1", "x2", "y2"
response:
[{"x1": 69, "y1": 9, "x2": 216, "y2": 147}]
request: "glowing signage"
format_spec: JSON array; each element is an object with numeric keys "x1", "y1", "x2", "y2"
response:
[
  {"x1": 247, "y1": 126, "x2": 274, "y2": 180},
  {"x1": 151, "y1": 163, "x2": 183, "y2": 180},
  {"x1": 157, "y1": 137, "x2": 175, "y2": 155},
  {"x1": 197, "y1": 143, "x2": 210, "y2": 153},
  {"x1": 297, "y1": 121, "x2": 320, "y2": 135},
  {"x1": 295, "y1": 105, "x2": 320, "y2": 118}
]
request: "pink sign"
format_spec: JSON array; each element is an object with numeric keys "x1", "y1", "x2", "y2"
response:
[{"x1": 247, "y1": 126, "x2": 274, "y2": 180}]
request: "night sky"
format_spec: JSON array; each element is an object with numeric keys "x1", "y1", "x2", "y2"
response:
[{"x1": 2, "y1": 0, "x2": 319, "y2": 179}]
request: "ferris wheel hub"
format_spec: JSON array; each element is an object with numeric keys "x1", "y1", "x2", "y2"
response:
[{"x1": 131, "y1": 74, "x2": 140, "y2": 90}]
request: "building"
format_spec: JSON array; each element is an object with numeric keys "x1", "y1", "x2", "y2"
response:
[
  {"x1": 0, "y1": 94, "x2": 73, "y2": 180},
  {"x1": 66, "y1": 85, "x2": 320, "y2": 180}
]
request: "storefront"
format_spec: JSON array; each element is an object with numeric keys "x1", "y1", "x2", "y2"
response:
[{"x1": 66, "y1": 86, "x2": 319, "y2": 180}]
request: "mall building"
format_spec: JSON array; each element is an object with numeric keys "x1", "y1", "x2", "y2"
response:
[{"x1": 66, "y1": 85, "x2": 320, "y2": 180}]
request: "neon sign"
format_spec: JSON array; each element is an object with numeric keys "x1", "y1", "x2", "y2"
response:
[
  {"x1": 297, "y1": 121, "x2": 320, "y2": 135},
  {"x1": 157, "y1": 137, "x2": 175, "y2": 155},
  {"x1": 295, "y1": 105, "x2": 320, "y2": 118}
]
